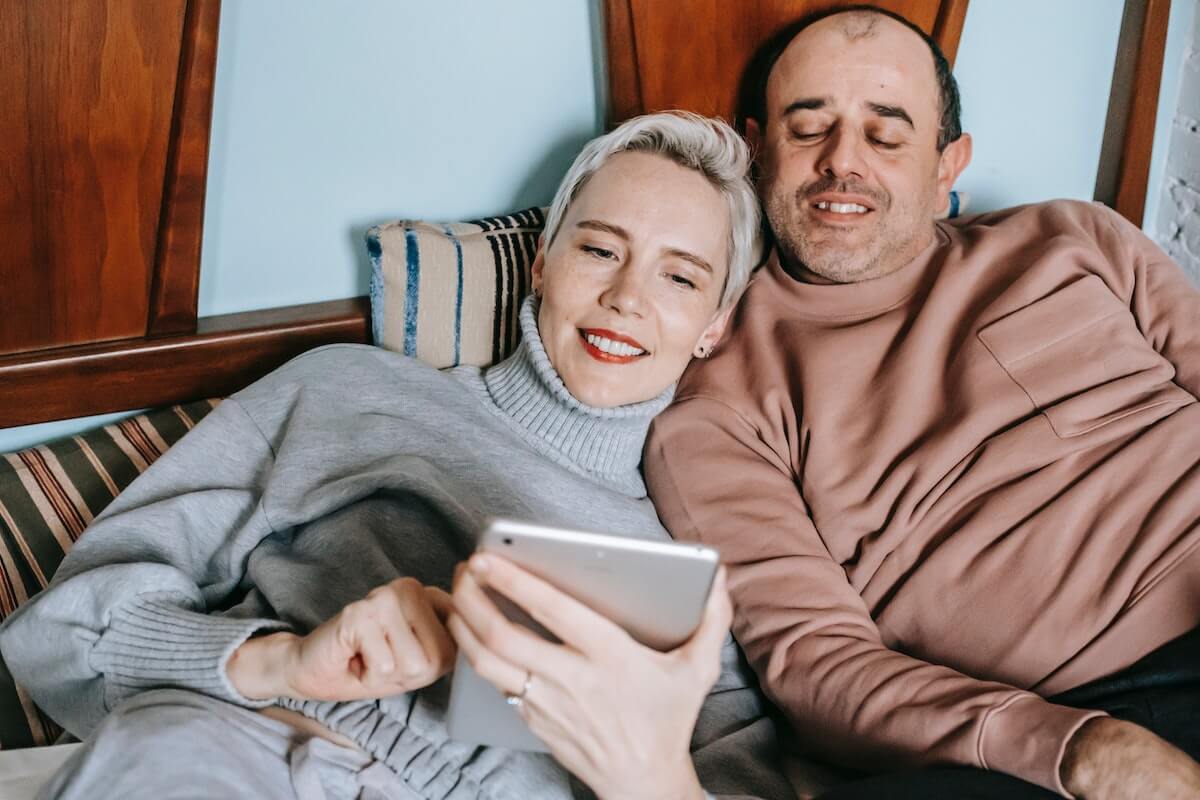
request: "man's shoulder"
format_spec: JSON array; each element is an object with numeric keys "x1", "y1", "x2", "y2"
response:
[{"x1": 947, "y1": 198, "x2": 1121, "y2": 239}]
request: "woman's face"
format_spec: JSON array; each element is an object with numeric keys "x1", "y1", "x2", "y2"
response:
[{"x1": 534, "y1": 151, "x2": 732, "y2": 408}]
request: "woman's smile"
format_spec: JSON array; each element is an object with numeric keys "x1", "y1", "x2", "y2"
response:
[{"x1": 578, "y1": 327, "x2": 650, "y2": 364}]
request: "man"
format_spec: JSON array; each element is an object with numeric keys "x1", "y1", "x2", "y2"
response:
[{"x1": 645, "y1": 5, "x2": 1200, "y2": 799}]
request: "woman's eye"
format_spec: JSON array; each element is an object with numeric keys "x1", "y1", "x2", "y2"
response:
[
  {"x1": 582, "y1": 245, "x2": 616, "y2": 260},
  {"x1": 668, "y1": 273, "x2": 697, "y2": 290}
]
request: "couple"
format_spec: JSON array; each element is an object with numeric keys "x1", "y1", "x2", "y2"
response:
[{"x1": 6, "y1": 5, "x2": 1200, "y2": 800}]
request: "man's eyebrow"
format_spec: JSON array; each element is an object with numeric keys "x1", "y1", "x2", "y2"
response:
[
  {"x1": 782, "y1": 98, "x2": 827, "y2": 116},
  {"x1": 867, "y1": 103, "x2": 914, "y2": 128},
  {"x1": 576, "y1": 220, "x2": 713, "y2": 274}
]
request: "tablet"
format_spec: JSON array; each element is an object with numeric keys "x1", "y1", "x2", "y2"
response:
[{"x1": 445, "y1": 518, "x2": 720, "y2": 751}]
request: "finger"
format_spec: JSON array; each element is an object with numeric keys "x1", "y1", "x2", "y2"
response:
[
  {"x1": 423, "y1": 586, "x2": 454, "y2": 621},
  {"x1": 468, "y1": 554, "x2": 629, "y2": 657},
  {"x1": 446, "y1": 610, "x2": 531, "y2": 699},
  {"x1": 349, "y1": 615, "x2": 397, "y2": 685},
  {"x1": 452, "y1": 568, "x2": 573, "y2": 676},
  {"x1": 400, "y1": 587, "x2": 457, "y2": 676}
]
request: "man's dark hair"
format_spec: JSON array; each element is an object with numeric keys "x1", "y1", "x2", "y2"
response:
[{"x1": 737, "y1": 4, "x2": 963, "y2": 151}]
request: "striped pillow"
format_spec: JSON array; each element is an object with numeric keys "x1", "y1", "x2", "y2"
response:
[
  {"x1": 0, "y1": 399, "x2": 219, "y2": 748},
  {"x1": 367, "y1": 208, "x2": 546, "y2": 368}
]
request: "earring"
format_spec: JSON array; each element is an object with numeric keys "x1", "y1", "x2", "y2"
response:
[{"x1": 695, "y1": 345, "x2": 710, "y2": 358}]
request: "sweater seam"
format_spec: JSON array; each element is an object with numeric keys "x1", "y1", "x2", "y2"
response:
[
  {"x1": 222, "y1": 396, "x2": 283, "y2": 532},
  {"x1": 975, "y1": 692, "x2": 1030, "y2": 770}
]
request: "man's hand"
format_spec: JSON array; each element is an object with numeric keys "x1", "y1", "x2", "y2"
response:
[
  {"x1": 1062, "y1": 717, "x2": 1200, "y2": 799},
  {"x1": 227, "y1": 577, "x2": 455, "y2": 702}
]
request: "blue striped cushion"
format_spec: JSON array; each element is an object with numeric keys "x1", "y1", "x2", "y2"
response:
[{"x1": 367, "y1": 208, "x2": 546, "y2": 368}]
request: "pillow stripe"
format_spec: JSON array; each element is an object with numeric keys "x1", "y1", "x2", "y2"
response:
[
  {"x1": 441, "y1": 224, "x2": 466, "y2": 365},
  {"x1": 404, "y1": 228, "x2": 421, "y2": 357},
  {"x1": 498, "y1": 233, "x2": 518, "y2": 355},
  {"x1": 11, "y1": 452, "x2": 87, "y2": 545},
  {"x1": 489, "y1": 233, "x2": 507, "y2": 365}
]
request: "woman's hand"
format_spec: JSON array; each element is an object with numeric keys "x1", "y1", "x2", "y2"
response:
[
  {"x1": 448, "y1": 553, "x2": 732, "y2": 800},
  {"x1": 228, "y1": 577, "x2": 456, "y2": 702}
]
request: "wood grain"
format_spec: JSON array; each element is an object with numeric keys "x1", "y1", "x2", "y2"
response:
[
  {"x1": 147, "y1": 0, "x2": 222, "y2": 337},
  {"x1": 0, "y1": 1, "x2": 189, "y2": 355},
  {"x1": 1113, "y1": 0, "x2": 1170, "y2": 225},
  {"x1": 603, "y1": 0, "x2": 968, "y2": 126},
  {"x1": 0, "y1": 298, "x2": 371, "y2": 428}
]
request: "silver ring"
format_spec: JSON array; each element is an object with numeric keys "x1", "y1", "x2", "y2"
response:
[{"x1": 504, "y1": 671, "x2": 533, "y2": 707}]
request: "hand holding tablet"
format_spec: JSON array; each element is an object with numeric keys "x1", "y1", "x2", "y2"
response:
[{"x1": 445, "y1": 519, "x2": 728, "y2": 799}]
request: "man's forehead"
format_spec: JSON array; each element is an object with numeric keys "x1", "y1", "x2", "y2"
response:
[{"x1": 767, "y1": 14, "x2": 938, "y2": 114}]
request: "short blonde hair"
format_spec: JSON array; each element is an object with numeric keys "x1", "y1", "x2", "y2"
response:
[{"x1": 543, "y1": 111, "x2": 761, "y2": 308}]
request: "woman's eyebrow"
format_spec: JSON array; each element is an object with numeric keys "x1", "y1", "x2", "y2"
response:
[
  {"x1": 576, "y1": 219, "x2": 630, "y2": 239},
  {"x1": 576, "y1": 220, "x2": 712, "y2": 274}
]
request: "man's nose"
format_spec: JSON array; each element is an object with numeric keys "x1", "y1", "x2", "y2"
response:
[
  {"x1": 600, "y1": 264, "x2": 648, "y2": 317},
  {"x1": 816, "y1": 127, "x2": 867, "y2": 180}
]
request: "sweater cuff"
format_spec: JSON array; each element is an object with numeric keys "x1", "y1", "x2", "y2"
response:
[
  {"x1": 90, "y1": 597, "x2": 288, "y2": 711},
  {"x1": 978, "y1": 693, "x2": 1107, "y2": 797}
]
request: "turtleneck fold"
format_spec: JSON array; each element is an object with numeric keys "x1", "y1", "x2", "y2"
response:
[{"x1": 454, "y1": 296, "x2": 673, "y2": 497}]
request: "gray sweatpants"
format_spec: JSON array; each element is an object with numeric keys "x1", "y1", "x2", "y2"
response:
[{"x1": 39, "y1": 689, "x2": 420, "y2": 800}]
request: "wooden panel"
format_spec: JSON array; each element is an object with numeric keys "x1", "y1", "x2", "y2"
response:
[
  {"x1": 604, "y1": 0, "x2": 969, "y2": 126},
  {"x1": 1113, "y1": 0, "x2": 1170, "y2": 225},
  {"x1": 0, "y1": 0, "x2": 188, "y2": 356},
  {"x1": 148, "y1": 0, "x2": 222, "y2": 337},
  {"x1": 0, "y1": 298, "x2": 371, "y2": 428}
]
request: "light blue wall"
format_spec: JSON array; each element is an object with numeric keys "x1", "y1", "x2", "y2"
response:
[
  {"x1": 952, "y1": 0, "x2": 1126, "y2": 212},
  {"x1": 0, "y1": 0, "x2": 1186, "y2": 452},
  {"x1": 198, "y1": 0, "x2": 603, "y2": 317}
]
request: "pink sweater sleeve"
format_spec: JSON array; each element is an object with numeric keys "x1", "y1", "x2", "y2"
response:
[
  {"x1": 1095, "y1": 207, "x2": 1200, "y2": 398},
  {"x1": 646, "y1": 397, "x2": 1103, "y2": 797}
]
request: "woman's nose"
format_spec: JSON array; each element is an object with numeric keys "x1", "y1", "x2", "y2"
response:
[{"x1": 599, "y1": 265, "x2": 648, "y2": 317}]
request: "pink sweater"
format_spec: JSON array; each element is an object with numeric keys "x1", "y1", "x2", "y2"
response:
[{"x1": 646, "y1": 200, "x2": 1200, "y2": 796}]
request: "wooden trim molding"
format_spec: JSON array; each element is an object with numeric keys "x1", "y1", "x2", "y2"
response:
[
  {"x1": 147, "y1": 0, "x2": 222, "y2": 337},
  {"x1": 0, "y1": 297, "x2": 370, "y2": 428},
  {"x1": 1113, "y1": 0, "x2": 1171, "y2": 225},
  {"x1": 933, "y1": 0, "x2": 970, "y2": 65}
]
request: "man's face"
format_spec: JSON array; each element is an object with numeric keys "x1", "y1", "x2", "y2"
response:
[{"x1": 749, "y1": 14, "x2": 970, "y2": 283}]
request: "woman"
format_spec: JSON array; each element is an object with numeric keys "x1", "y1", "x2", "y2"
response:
[{"x1": 0, "y1": 113, "x2": 791, "y2": 800}]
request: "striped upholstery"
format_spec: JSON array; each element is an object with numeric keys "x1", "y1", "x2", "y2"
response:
[
  {"x1": 368, "y1": 207, "x2": 546, "y2": 367},
  {"x1": 0, "y1": 399, "x2": 219, "y2": 748}
]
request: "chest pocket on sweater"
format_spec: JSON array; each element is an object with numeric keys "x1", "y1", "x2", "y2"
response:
[{"x1": 978, "y1": 275, "x2": 1189, "y2": 438}]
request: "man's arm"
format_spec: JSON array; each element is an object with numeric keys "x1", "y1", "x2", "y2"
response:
[
  {"x1": 1097, "y1": 206, "x2": 1200, "y2": 397},
  {"x1": 646, "y1": 396, "x2": 1101, "y2": 797},
  {"x1": 0, "y1": 396, "x2": 285, "y2": 737}
]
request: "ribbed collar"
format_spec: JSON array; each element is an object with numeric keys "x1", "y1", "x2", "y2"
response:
[{"x1": 466, "y1": 296, "x2": 674, "y2": 497}]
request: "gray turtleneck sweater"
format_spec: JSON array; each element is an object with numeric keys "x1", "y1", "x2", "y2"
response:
[{"x1": 0, "y1": 300, "x2": 792, "y2": 800}]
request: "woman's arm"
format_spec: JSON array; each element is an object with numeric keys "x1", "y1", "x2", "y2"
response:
[
  {"x1": 449, "y1": 555, "x2": 793, "y2": 800},
  {"x1": 0, "y1": 397, "x2": 285, "y2": 737}
]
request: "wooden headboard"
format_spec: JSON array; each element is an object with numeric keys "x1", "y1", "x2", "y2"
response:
[
  {"x1": 0, "y1": 0, "x2": 1172, "y2": 430},
  {"x1": 603, "y1": 0, "x2": 969, "y2": 125}
]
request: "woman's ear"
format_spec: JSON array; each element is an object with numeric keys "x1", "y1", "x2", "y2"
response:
[
  {"x1": 531, "y1": 236, "x2": 546, "y2": 297},
  {"x1": 693, "y1": 306, "x2": 735, "y2": 358}
]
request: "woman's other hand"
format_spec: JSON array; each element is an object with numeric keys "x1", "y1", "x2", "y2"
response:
[
  {"x1": 228, "y1": 577, "x2": 456, "y2": 702},
  {"x1": 448, "y1": 554, "x2": 731, "y2": 800}
]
